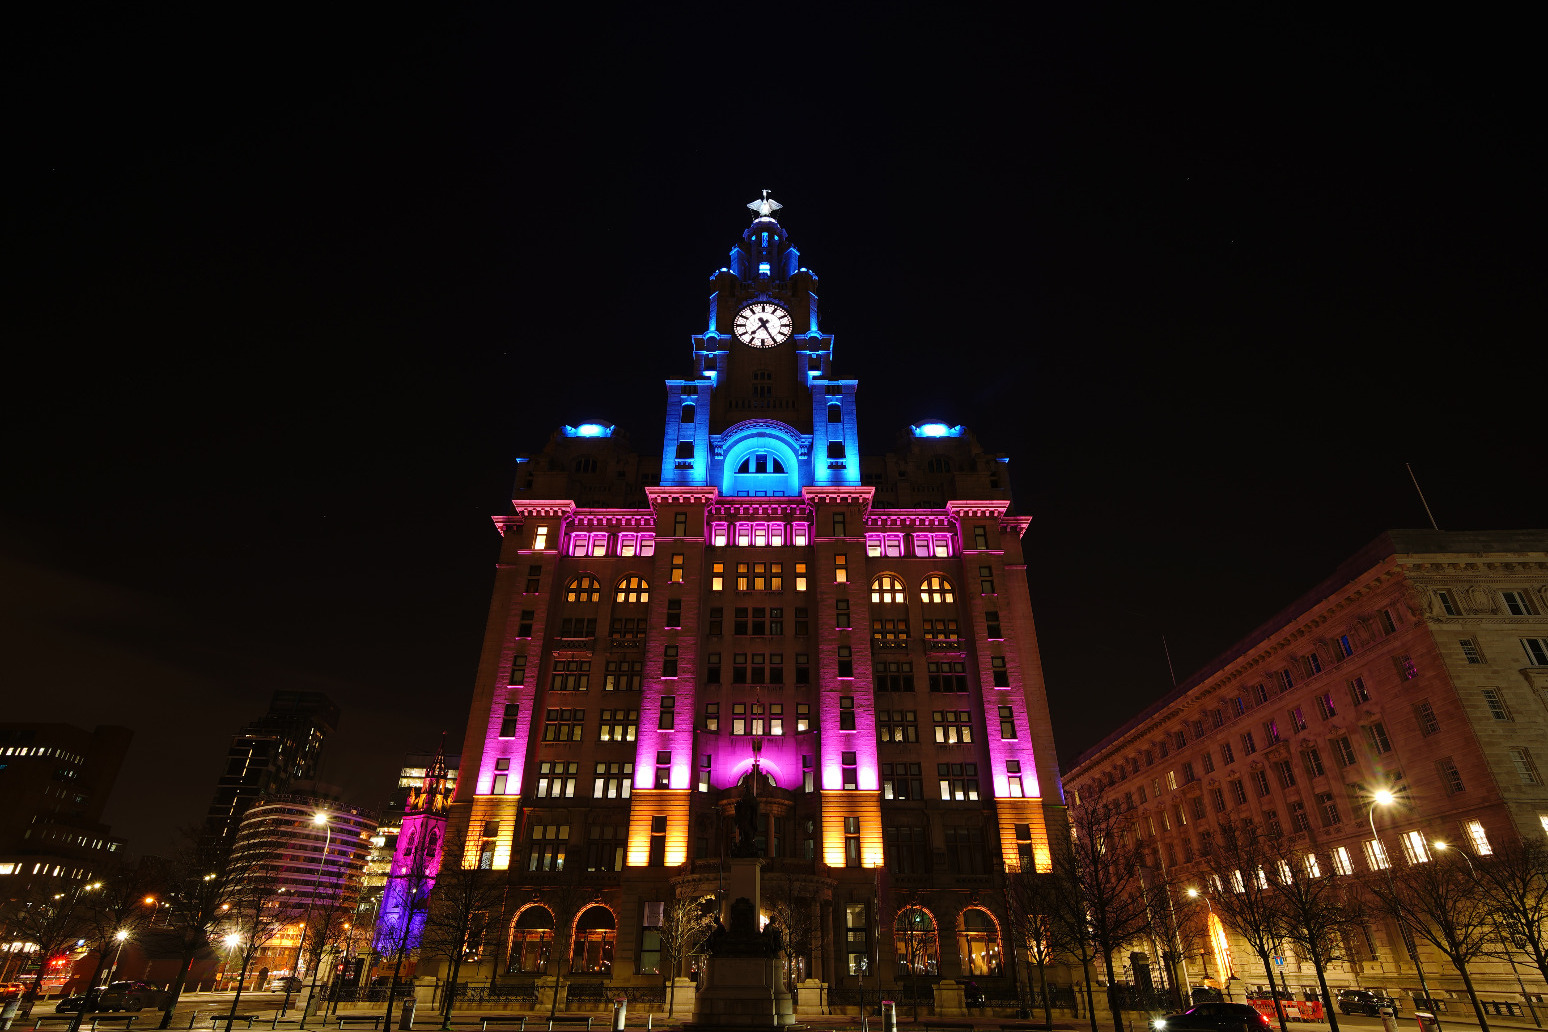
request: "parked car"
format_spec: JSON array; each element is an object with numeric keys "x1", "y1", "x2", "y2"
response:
[
  {"x1": 265, "y1": 976, "x2": 303, "y2": 993},
  {"x1": 96, "y1": 982, "x2": 168, "y2": 1012},
  {"x1": 1152, "y1": 1002, "x2": 1274, "y2": 1032},
  {"x1": 55, "y1": 989, "x2": 104, "y2": 1013},
  {"x1": 1338, "y1": 989, "x2": 1401, "y2": 1016}
]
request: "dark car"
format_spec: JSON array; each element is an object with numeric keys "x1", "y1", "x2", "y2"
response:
[
  {"x1": 1339, "y1": 990, "x2": 1401, "y2": 1016},
  {"x1": 55, "y1": 989, "x2": 104, "y2": 1013},
  {"x1": 1152, "y1": 1002, "x2": 1273, "y2": 1032},
  {"x1": 96, "y1": 982, "x2": 167, "y2": 1012}
]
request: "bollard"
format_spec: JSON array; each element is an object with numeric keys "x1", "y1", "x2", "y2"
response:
[
  {"x1": 1380, "y1": 1006, "x2": 1398, "y2": 1032},
  {"x1": 399, "y1": 998, "x2": 416, "y2": 1031},
  {"x1": 646, "y1": 1016, "x2": 652, "y2": 1031},
  {"x1": 880, "y1": 1000, "x2": 896, "y2": 1032},
  {"x1": 611, "y1": 1000, "x2": 627, "y2": 1032}
]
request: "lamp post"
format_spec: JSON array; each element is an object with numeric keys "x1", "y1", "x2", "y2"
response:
[
  {"x1": 292, "y1": 811, "x2": 333, "y2": 1026},
  {"x1": 106, "y1": 931, "x2": 130, "y2": 985},
  {"x1": 1433, "y1": 842, "x2": 1540, "y2": 1028},
  {"x1": 1369, "y1": 791, "x2": 1439, "y2": 1026}
]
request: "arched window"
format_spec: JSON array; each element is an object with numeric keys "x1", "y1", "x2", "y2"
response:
[
  {"x1": 828, "y1": 404, "x2": 842, "y2": 423},
  {"x1": 570, "y1": 905, "x2": 616, "y2": 974},
  {"x1": 735, "y1": 452, "x2": 786, "y2": 474},
  {"x1": 893, "y1": 906, "x2": 939, "y2": 976},
  {"x1": 675, "y1": 441, "x2": 695, "y2": 460},
  {"x1": 956, "y1": 907, "x2": 1003, "y2": 976},
  {"x1": 926, "y1": 456, "x2": 952, "y2": 473},
  {"x1": 871, "y1": 574, "x2": 909, "y2": 642},
  {"x1": 508, "y1": 905, "x2": 554, "y2": 973},
  {"x1": 920, "y1": 575, "x2": 955, "y2": 605},
  {"x1": 827, "y1": 441, "x2": 846, "y2": 460},
  {"x1": 614, "y1": 576, "x2": 649, "y2": 604},
  {"x1": 681, "y1": 404, "x2": 696, "y2": 423},
  {"x1": 573, "y1": 457, "x2": 598, "y2": 473},
  {"x1": 561, "y1": 575, "x2": 601, "y2": 638},
  {"x1": 920, "y1": 575, "x2": 958, "y2": 641},
  {"x1": 566, "y1": 576, "x2": 602, "y2": 603}
]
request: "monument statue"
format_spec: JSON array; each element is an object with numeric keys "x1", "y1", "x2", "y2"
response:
[{"x1": 731, "y1": 775, "x2": 762, "y2": 857}]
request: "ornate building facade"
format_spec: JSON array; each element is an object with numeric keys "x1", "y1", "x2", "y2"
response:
[
  {"x1": 446, "y1": 198, "x2": 1063, "y2": 1004},
  {"x1": 1065, "y1": 530, "x2": 1548, "y2": 1002}
]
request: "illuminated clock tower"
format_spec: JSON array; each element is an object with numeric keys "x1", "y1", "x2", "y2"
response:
[{"x1": 448, "y1": 195, "x2": 1062, "y2": 999}]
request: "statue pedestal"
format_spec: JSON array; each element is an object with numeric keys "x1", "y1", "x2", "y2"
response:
[{"x1": 686, "y1": 858, "x2": 799, "y2": 1031}]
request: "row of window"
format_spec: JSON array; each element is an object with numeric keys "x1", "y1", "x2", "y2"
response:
[{"x1": 1436, "y1": 588, "x2": 1542, "y2": 617}]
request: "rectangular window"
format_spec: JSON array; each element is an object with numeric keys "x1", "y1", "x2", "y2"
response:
[
  {"x1": 1524, "y1": 638, "x2": 1548, "y2": 666},
  {"x1": 1007, "y1": 759, "x2": 1025, "y2": 799},
  {"x1": 1364, "y1": 838, "x2": 1391, "y2": 871},
  {"x1": 499, "y1": 703, "x2": 520, "y2": 738},
  {"x1": 1317, "y1": 792, "x2": 1341, "y2": 827},
  {"x1": 597, "y1": 708, "x2": 638, "y2": 743},
  {"x1": 591, "y1": 763, "x2": 633, "y2": 801},
  {"x1": 927, "y1": 661, "x2": 968, "y2": 693},
  {"x1": 507, "y1": 654, "x2": 528, "y2": 686},
  {"x1": 795, "y1": 561, "x2": 808, "y2": 592},
  {"x1": 654, "y1": 751, "x2": 672, "y2": 789},
  {"x1": 1291, "y1": 800, "x2": 1311, "y2": 833},
  {"x1": 1264, "y1": 719, "x2": 1280, "y2": 744},
  {"x1": 703, "y1": 702, "x2": 719, "y2": 733},
  {"x1": 648, "y1": 815, "x2": 666, "y2": 867},
  {"x1": 933, "y1": 709, "x2": 973, "y2": 744},
  {"x1": 1414, "y1": 701, "x2": 1439, "y2": 736},
  {"x1": 1201, "y1": 750, "x2": 1215, "y2": 774},
  {"x1": 1482, "y1": 688, "x2": 1511, "y2": 721},
  {"x1": 1306, "y1": 654, "x2": 1323, "y2": 676},
  {"x1": 736, "y1": 524, "x2": 751, "y2": 547},
  {"x1": 1274, "y1": 759, "x2": 1296, "y2": 789},
  {"x1": 937, "y1": 762, "x2": 980, "y2": 801},
  {"x1": 833, "y1": 513, "x2": 846, "y2": 537},
  {"x1": 1241, "y1": 732, "x2": 1256, "y2": 755},
  {"x1": 658, "y1": 696, "x2": 675, "y2": 731},
  {"x1": 1211, "y1": 786, "x2": 1226, "y2": 812},
  {"x1": 874, "y1": 660, "x2": 915, "y2": 693},
  {"x1": 1511, "y1": 748, "x2": 1542, "y2": 785},
  {"x1": 532, "y1": 525, "x2": 549, "y2": 551},
  {"x1": 517, "y1": 609, "x2": 535, "y2": 638},
  {"x1": 1302, "y1": 747, "x2": 1325, "y2": 778},
  {"x1": 839, "y1": 696, "x2": 856, "y2": 731},
  {"x1": 792, "y1": 523, "x2": 809, "y2": 547},
  {"x1": 796, "y1": 704, "x2": 810, "y2": 733},
  {"x1": 1464, "y1": 819, "x2": 1492, "y2": 855},
  {"x1": 1460, "y1": 638, "x2": 1483, "y2": 664},
  {"x1": 1230, "y1": 779, "x2": 1247, "y2": 806},
  {"x1": 841, "y1": 752, "x2": 858, "y2": 791},
  {"x1": 1332, "y1": 736, "x2": 1357, "y2": 768},
  {"x1": 1437, "y1": 590, "x2": 1458, "y2": 616},
  {"x1": 1503, "y1": 590, "x2": 1536, "y2": 616},
  {"x1": 524, "y1": 564, "x2": 542, "y2": 592},
  {"x1": 711, "y1": 562, "x2": 725, "y2": 591},
  {"x1": 1349, "y1": 676, "x2": 1370, "y2": 704},
  {"x1": 1166, "y1": 770, "x2": 1177, "y2": 791},
  {"x1": 835, "y1": 599, "x2": 851, "y2": 628},
  {"x1": 984, "y1": 610, "x2": 1003, "y2": 639},
  {"x1": 1220, "y1": 741, "x2": 1235, "y2": 764},
  {"x1": 1401, "y1": 830, "x2": 1431, "y2": 864},
  {"x1": 1364, "y1": 722, "x2": 1393, "y2": 755},
  {"x1": 794, "y1": 607, "x2": 809, "y2": 635},
  {"x1": 1316, "y1": 692, "x2": 1336, "y2": 720},
  {"x1": 979, "y1": 565, "x2": 996, "y2": 594},
  {"x1": 670, "y1": 553, "x2": 685, "y2": 583},
  {"x1": 837, "y1": 646, "x2": 853, "y2": 678},
  {"x1": 542, "y1": 708, "x2": 585, "y2": 741},
  {"x1": 1338, "y1": 634, "x2": 1354, "y2": 657},
  {"x1": 1381, "y1": 608, "x2": 1397, "y2": 634},
  {"x1": 711, "y1": 522, "x2": 728, "y2": 547},
  {"x1": 879, "y1": 709, "x2": 918, "y2": 743},
  {"x1": 973, "y1": 525, "x2": 989, "y2": 549},
  {"x1": 665, "y1": 598, "x2": 682, "y2": 628},
  {"x1": 492, "y1": 773, "x2": 507, "y2": 795},
  {"x1": 661, "y1": 644, "x2": 679, "y2": 678},
  {"x1": 534, "y1": 760, "x2": 579, "y2": 799},
  {"x1": 1438, "y1": 757, "x2": 1464, "y2": 795},
  {"x1": 1290, "y1": 707, "x2": 1307, "y2": 732},
  {"x1": 991, "y1": 656, "x2": 1010, "y2": 687},
  {"x1": 527, "y1": 824, "x2": 569, "y2": 872},
  {"x1": 603, "y1": 660, "x2": 642, "y2": 692},
  {"x1": 1330, "y1": 845, "x2": 1353, "y2": 876},
  {"x1": 845, "y1": 903, "x2": 868, "y2": 974},
  {"x1": 1252, "y1": 769, "x2": 1271, "y2": 797}
]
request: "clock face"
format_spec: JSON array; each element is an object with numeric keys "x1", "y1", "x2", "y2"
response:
[{"x1": 734, "y1": 303, "x2": 792, "y2": 348}]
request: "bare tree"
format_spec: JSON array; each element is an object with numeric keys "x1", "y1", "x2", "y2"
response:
[
  {"x1": 1197, "y1": 822, "x2": 1291, "y2": 1032},
  {"x1": 1367, "y1": 847, "x2": 1495, "y2": 1032},
  {"x1": 1062, "y1": 788, "x2": 1156, "y2": 1032},
  {"x1": 1475, "y1": 839, "x2": 1548, "y2": 993},
  {"x1": 419, "y1": 842, "x2": 506, "y2": 1029},
  {"x1": 1048, "y1": 837, "x2": 1103, "y2": 1032},
  {"x1": 538, "y1": 876, "x2": 596, "y2": 1023},
  {"x1": 1004, "y1": 869, "x2": 1077, "y2": 1028},
  {"x1": 655, "y1": 891, "x2": 715, "y2": 1017},
  {"x1": 151, "y1": 836, "x2": 239, "y2": 1028},
  {"x1": 217, "y1": 848, "x2": 294, "y2": 1030},
  {"x1": 1262, "y1": 838, "x2": 1362, "y2": 1032},
  {"x1": 4, "y1": 878, "x2": 97, "y2": 1005},
  {"x1": 891, "y1": 900, "x2": 937, "y2": 1022},
  {"x1": 66, "y1": 866, "x2": 158, "y2": 1032}
]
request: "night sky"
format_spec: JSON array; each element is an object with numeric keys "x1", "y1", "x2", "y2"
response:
[{"x1": 5, "y1": 7, "x2": 1543, "y2": 857}]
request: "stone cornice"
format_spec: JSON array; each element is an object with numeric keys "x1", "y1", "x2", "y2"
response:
[
  {"x1": 946, "y1": 500, "x2": 1012, "y2": 520},
  {"x1": 801, "y1": 486, "x2": 875, "y2": 515},
  {"x1": 709, "y1": 500, "x2": 817, "y2": 519},
  {"x1": 645, "y1": 486, "x2": 720, "y2": 509}
]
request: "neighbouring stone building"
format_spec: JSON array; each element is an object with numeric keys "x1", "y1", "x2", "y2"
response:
[{"x1": 1066, "y1": 529, "x2": 1548, "y2": 1005}]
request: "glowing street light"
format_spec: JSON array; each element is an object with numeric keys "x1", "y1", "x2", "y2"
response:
[{"x1": 107, "y1": 930, "x2": 130, "y2": 984}]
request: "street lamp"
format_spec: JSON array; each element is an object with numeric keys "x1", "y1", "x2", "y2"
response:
[
  {"x1": 293, "y1": 811, "x2": 334, "y2": 1027},
  {"x1": 107, "y1": 930, "x2": 130, "y2": 984},
  {"x1": 1369, "y1": 790, "x2": 1439, "y2": 1026}
]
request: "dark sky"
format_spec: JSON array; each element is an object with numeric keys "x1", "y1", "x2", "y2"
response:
[{"x1": 4, "y1": 6, "x2": 1543, "y2": 857}]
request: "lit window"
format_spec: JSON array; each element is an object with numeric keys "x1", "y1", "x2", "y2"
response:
[
  {"x1": 712, "y1": 522, "x2": 728, "y2": 547},
  {"x1": 871, "y1": 574, "x2": 907, "y2": 604},
  {"x1": 834, "y1": 554, "x2": 848, "y2": 583},
  {"x1": 1330, "y1": 846, "x2": 1353, "y2": 876},
  {"x1": 618, "y1": 532, "x2": 637, "y2": 556},
  {"x1": 920, "y1": 575, "x2": 955, "y2": 604},
  {"x1": 1363, "y1": 839, "x2": 1390, "y2": 871},
  {"x1": 792, "y1": 523, "x2": 809, "y2": 546},
  {"x1": 1464, "y1": 819, "x2": 1492, "y2": 855},
  {"x1": 637, "y1": 533, "x2": 654, "y2": 556},
  {"x1": 737, "y1": 524, "x2": 752, "y2": 547},
  {"x1": 532, "y1": 525, "x2": 549, "y2": 550},
  {"x1": 1401, "y1": 831, "x2": 1431, "y2": 864}
]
